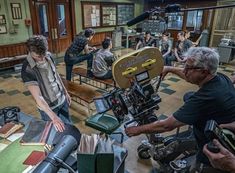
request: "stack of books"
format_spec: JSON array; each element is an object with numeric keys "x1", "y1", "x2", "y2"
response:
[{"x1": 0, "y1": 122, "x2": 23, "y2": 138}]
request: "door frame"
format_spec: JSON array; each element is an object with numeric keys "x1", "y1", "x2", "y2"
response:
[{"x1": 29, "y1": 0, "x2": 76, "y2": 53}]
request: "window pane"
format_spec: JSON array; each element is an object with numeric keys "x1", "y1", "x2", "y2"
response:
[
  {"x1": 186, "y1": 10, "x2": 203, "y2": 30},
  {"x1": 166, "y1": 12, "x2": 183, "y2": 30},
  {"x1": 38, "y1": 4, "x2": 49, "y2": 37},
  {"x1": 57, "y1": 4, "x2": 67, "y2": 36}
]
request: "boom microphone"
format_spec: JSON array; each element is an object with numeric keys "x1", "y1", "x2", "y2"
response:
[{"x1": 127, "y1": 11, "x2": 150, "y2": 26}]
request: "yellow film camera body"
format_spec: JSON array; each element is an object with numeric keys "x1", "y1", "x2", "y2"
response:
[{"x1": 112, "y1": 47, "x2": 164, "y2": 89}]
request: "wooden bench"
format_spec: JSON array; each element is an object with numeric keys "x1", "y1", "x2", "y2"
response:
[
  {"x1": 62, "y1": 78, "x2": 101, "y2": 114},
  {"x1": 0, "y1": 55, "x2": 27, "y2": 70},
  {"x1": 72, "y1": 67, "x2": 115, "y2": 90}
]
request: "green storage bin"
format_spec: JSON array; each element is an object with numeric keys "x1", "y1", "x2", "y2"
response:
[
  {"x1": 77, "y1": 148, "x2": 127, "y2": 173},
  {"x1": 77, "y1": 152, "x2": 114, "y2": 173},
  {"x1": 77, "y1": 153, "x2": 97, "y2": 173}
]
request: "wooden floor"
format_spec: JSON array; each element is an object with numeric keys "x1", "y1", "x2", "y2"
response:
[{"x1": 0, "y1": 48, "x2": 235, "y2": 173}]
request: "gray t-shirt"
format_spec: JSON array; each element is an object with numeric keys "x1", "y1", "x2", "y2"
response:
[
  {"x1": 158, "y1": 39, "x2": 173, "y2": 55},
  {"x1": 36, "y1": 60, "x2": 65, "y2": 110},
  {"x1": 92, "y1": 49, "x2": 114, "y2": 77}
]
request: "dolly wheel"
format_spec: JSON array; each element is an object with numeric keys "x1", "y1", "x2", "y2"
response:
[{"x1": 137, "y1": 144, "x2": 151, "y2": 159}]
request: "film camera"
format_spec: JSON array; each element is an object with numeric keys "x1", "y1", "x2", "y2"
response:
[
  {"x1": 93, "y1": 47, "x2": 197, "y2": 172},
  {"x1": 94, "y1": 47, "x2": 163, "y2": 127},
  {"x1": 205, "y1": 120, "x2": 235, "y2": 154}
]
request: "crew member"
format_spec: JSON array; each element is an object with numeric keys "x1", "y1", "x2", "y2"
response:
[
  {"x1": 125, "y1": 47, "x2": 235, "y2": 170},
  {"x1": 203, "y1": 121, "x2": 235, "y2": 172}
]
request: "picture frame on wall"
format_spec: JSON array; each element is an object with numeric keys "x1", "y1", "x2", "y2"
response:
[
  {"x1": 0, "y1": 15, "x2": 6, "y2": 25},
  {"x1": 117, "y1": 4, "x2": 134, "y2": 25},
  {"x1": 82, "y1": 3, "x2": 101, "y2": 28},
  {"x1": 10, "y1": 3, "x2": 22, "y2": 19},
  {"x1": 0, "y1": 25, "x2": 7, "y2": 34}
]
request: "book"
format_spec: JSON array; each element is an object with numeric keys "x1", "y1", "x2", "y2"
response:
[
  {"x1": 20, "y1": 120, "x2": 53, "y2": 145},
  {"x1": 7, "y1": 132, "x2": 24, "y2": 142},
  {"x1": 0, "y1": 122, "x2": 23, "y2": 138},
  {"x1": 23, "y1": 150, "x2": 46, "y2": 166}
]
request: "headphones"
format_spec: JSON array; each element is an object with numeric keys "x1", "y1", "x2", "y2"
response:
[{"x1": 0, "y1": 106, "x2": 20, "y2": 126}]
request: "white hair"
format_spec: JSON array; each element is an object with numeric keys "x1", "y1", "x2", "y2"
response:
[{"x1": 184, "y1": 47, "x2": 219, "y2": 75}]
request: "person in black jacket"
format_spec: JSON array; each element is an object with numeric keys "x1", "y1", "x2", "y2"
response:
[{"x1": 64, "y1": 28, "x2": 96, "y2": 80}]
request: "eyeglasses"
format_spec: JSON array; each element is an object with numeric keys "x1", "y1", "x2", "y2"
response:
[{"x1": 184, "y1": 64, "x2": 204, "y2": 71}]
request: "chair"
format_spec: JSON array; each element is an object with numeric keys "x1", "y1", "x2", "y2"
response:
[{"x1": 85, "y1": 113, "x2": 124, "y2": 143}]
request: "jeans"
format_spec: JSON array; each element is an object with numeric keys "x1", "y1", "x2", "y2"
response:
[
  {"x1": 64, "y1": 52, "x2": 93, "y2": 81},
  {"x1": 164, "y1": 55, "x2": 176, "y2": 66},
  {"x1": 38, "y1": 100, "x2": 72, "y2": 124}
]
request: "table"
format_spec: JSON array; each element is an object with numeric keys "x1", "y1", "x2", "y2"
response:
[
  {"x1": 218, "y1": 45, "x2": 235, "y2": 63},
  {"x1": 122, "y1": 33, "x2": 140, "y2": 48}
]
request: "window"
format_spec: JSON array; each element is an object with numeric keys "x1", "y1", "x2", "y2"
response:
[
  {"x1": 38, "y1": 4, "x2": 49, "y2": 37},
  {"x1": 166, "y1": 12, "x2": 184, "y2": 30},
  {"x1": 186, "y1": 10, "x2": 203, "y2": 30},
  {"x1": 57, "y1": 5, "x2": 67, "y2": 36}
]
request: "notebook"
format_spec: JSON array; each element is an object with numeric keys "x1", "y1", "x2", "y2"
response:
[{"x1": 20, "y1": 120, "x2": 53, "y2": 145}]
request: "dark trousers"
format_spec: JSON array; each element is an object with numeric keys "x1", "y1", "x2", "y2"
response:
[
  {"x1": 164, "y1": 55, "x2": 177, "y2": 66},
  {"x1": 64, "y1": 52, "x2": 93, "y2": 81},
  {"x1": 38, "y1": 100, "x2": 72, "y2": 124}
]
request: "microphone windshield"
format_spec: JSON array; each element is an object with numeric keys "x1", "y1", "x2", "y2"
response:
[{"x1": 126, "y1": 11, "x2": 150, "y2": 26}]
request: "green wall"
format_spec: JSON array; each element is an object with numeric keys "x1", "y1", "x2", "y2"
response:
[
  {"x1": 75, "y1": 0, "x2": 144, "y2": 33},
  {"x1": 0, "y1": 0, "x2": 32, "y2": 46},
  {"x1": 0, "y1": 0, "x2": 144, "y2": 46}
]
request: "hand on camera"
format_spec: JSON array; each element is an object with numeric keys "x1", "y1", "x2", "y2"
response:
[
  {"x1": 220, "y1": 122, "x2": 235, "y2": 133},
  {"x1": 125, "y1": 126, "x2": 141, "y2": 137},
  {"x1": 203, "y1": 139, "x2": 235, "y2": 172}
]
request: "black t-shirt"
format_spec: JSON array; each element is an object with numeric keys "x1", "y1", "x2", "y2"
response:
[
  {"x1": 173, "y1": 73, "x2": 235, "y2": 164},
  {"x1": 144, "y1": 37, "x2": 155, "y2": 46},
  {"x1": 66, "y1": 35, "x2": 88, "y2": 55}
]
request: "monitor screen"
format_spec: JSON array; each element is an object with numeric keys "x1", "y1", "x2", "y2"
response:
[
  {"x1": 94, "y1": 97, "x2": 110, "y2": 113},
  {"x1": 135, "y1": 71, "x2": 149, "y2": 82}
]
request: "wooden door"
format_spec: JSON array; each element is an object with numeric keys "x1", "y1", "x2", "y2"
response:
[{"x1": 29, "y1": 0, "x2": 74, "y2": 54}]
